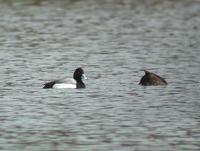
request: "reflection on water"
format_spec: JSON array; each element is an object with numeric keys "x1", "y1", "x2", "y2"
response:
[{"x1": 0, "y1": 0, "x2": 200, "y2": 151}]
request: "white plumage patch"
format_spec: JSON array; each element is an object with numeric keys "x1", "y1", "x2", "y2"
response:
[
  {"x1": 52, "y1": 78, "x2": 76, "y2": 89},
  {"x1": 53, "y1": 83, "x2": 76, "y2": 89}
]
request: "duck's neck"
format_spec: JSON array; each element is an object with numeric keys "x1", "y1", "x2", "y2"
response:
[{"x1": 76, "y1": 80, "x2": 85, "y2": 88}]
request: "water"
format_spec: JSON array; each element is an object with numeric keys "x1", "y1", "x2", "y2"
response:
[{"x1": 0, "y1": 0, "x2": 200, "y2": 150}]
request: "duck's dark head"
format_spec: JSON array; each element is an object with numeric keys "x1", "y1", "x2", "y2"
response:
[
  {"x1": 139, "y1": 70, "x2": 150, "y2": 85},
  {"x1": 73, "y1": 68, "x2": 87, "y2": 82}
]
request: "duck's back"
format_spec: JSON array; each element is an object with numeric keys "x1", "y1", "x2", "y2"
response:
[
  {"x1": 148, "y1": 73, "x2": 167, "y2": 85},
  {"x1": 140, "y1": 70, "x2": 167, "y2": 86}
]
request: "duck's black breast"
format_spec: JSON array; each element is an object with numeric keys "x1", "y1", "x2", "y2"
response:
[
  {"x1": 76, "y1": 81, "x2": 85, "y2": 89},
  {"x1": 139, "y1": 70, "x2": 167, "y2": 86}
]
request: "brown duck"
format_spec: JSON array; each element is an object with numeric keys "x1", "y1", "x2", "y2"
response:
[{"x1": 139, "y1": 70, "x2": 167, "y2": 86}]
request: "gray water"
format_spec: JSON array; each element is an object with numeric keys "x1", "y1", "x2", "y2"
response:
[{"x1": 0, "y1": 0, "x2": 200, "y2": 151}]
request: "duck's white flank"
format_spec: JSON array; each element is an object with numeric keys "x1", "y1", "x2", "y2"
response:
[{"x1": 53, "y1": 83, "x2": 76, "y2": 89}]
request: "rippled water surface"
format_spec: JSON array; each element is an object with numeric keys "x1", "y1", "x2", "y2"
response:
[{"x1": 0, "y1": 0, "x2": 200, "y2": 150}]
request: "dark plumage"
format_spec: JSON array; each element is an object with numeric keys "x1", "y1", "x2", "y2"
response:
[
  {"x1": 43, "y1": 68, "x2": 87, "y2": 89},
  {"x1": 43, "y1": 80, "x2": 57, "y2": 88},
  {"x1": 139, "y1": 70, "x2": 167, "y2": 86},
  {"x1": 73, "y1": 67, "x2": 86, "y2": 89}
]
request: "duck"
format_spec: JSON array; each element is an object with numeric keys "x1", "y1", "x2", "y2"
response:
[
  {"x1": 43, "y1": 68, "x2": 87, "y2": 89},
  {"x1": 139, "y1": 70, "x2": 167, "y2": 86}
]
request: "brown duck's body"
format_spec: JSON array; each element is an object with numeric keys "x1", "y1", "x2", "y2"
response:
[{"x1": 139, "y1": 70, "x2": 167, "y2": 86}]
